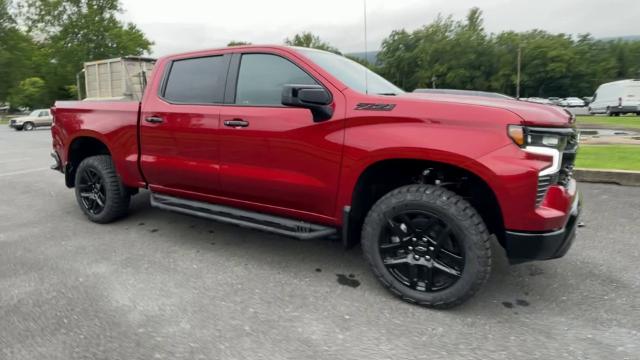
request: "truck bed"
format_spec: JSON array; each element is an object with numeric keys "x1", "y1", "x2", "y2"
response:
[{"x1": 51, "y1": 100, "x2": 144, "y2": 187}]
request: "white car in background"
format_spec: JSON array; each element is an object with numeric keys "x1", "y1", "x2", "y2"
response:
[
  {"x1": 8, "y1": 109, "x2": 53, "y2": 131},
  {"x1": 589, "y1": 79, "x2": 640, "y2": 116},
  {"x1": 523, "y1": 97, "x2": 553, "y2": 105},
  {"x1": 559, "y1": 97, "x2": 586, "y2": 107}
]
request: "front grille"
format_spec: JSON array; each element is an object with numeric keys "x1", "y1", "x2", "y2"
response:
[
  {"x1": 558, "y1": 130, "x2": 578, "y2": 186},
  {"x1": 532, "y1": 127, "x2": 578, "y2": 206},
  {"x1": 10, "y1": 119, "x2": 16, "y2": 125},
  {"x1": 536, "y1": 175, "x2": 554, "y2": 205}
]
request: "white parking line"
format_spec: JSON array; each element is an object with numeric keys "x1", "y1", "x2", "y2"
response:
[
  {"x1": 0, "y1": 147, "x2": 52, "y2": 155},
  {"x1": 0, "y1": 158, "x2": 31, "y2": 164},
  {"x1": 0, "y1": 167, "x2": 50, "y2": 177}
]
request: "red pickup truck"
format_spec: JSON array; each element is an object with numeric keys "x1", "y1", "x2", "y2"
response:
[{"x1": 51, "y1": 45, "x2": 580, "y2": 308}]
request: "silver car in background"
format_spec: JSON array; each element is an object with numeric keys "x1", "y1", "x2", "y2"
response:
[{"x1": 9, "y1": 109, "x2": 53, "y2": 131}]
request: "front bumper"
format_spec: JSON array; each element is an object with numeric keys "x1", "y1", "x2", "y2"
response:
[
  {"x1": 504, "y1": 191, "x2": 581, "y2": 264},
  {"x1": 8, "y1": 120, "x2": 23, "y2": 129}
]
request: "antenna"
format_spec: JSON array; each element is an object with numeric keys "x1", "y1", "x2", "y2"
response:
[{"x1": 363, "y1": 0, "x2": 369, "y2": 94}]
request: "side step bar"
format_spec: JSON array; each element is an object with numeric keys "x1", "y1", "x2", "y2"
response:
[{"x1": 150, "y1": 193, "x2": 337, "y2": 240}]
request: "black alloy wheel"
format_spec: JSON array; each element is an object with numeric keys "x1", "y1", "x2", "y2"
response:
[
  {"x1": 74, "y1": 155, "x2": 130, "y2": 223},
  {"x1": 380, "y1": 210, "x2": 464, "y2": 292},
  {"x1": 77, "y1": 168, "x2": 107, "y2": 215},
  {"x1": 361, "y1": 184, "x2": 491, "y2": 308}
]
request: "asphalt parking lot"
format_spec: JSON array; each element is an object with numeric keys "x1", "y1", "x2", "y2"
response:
[{"x1": 1, "y1": 125, "x2": 639, "y2": 360}]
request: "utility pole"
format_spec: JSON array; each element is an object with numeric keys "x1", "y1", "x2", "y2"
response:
[
  {"x1": 363, "y1": 0, "x2": 369, "y2": 93},
  {"x1": 516, "y1": 45, "x2": 522, "y2": 99}
]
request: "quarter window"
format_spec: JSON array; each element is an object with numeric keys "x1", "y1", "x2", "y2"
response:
[
  {"x1": 235, "y1": 54, "x2": 318, "y2": 106},
  {"x1": 163, "y1": 56, "x2": 227, "y2": 104}
]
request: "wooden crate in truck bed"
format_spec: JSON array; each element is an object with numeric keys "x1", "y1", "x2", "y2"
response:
[{"x1": 82, "y1": 56, "x2": 156, "y2": 100}]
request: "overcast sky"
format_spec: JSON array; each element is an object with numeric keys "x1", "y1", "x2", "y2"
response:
[{"x1": 120, "y1": 0, "x2": 640, "y2": 57}]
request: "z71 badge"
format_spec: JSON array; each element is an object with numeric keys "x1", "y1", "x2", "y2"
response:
[{"x1": 354, "y1": 103, "x2": 396, "y2": 111}]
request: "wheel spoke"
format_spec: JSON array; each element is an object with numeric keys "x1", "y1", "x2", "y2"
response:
[
  {"x1": 380, "y1": 241, "x2": 404, "y2": 252},
  {"x1": 433, "y1": 259, "x2": 462, "y2": 277},
  {"x1": 383, "y1": 254, "x2": 411, "y2": 266},
  {"x1": 79, "y1": 192, "x2": 94, "y2": 199},
  {"x1": 397, "y1": 214, "x2": 416, "y2": 235},
  {"x1": 84, "y1": 169, "x2": 95, "y2": 183},
  {"x1": 95, "y1": 194, "x2": 105, "y2": 207},
  {"x1": 385, "y1": 215, "x2": 411, "y2": 239},
  {"x1": 438, "y1": 248, "x2": 464, "y2": 269}
]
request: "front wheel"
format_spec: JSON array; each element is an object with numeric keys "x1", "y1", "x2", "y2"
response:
[
  {"x1": 23, "y1": 122, "x2": 34, "y2": 131},
  {"x1": 361, "y1": 184, "x2": 491, "y2": 308},
  {"x1": 74, "y1": 155, "x2": 131, "y2": 223}
]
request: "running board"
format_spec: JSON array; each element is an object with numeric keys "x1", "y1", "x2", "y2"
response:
[{"x1": 150, "y1": 193, "x2": 337, "y2": 240}]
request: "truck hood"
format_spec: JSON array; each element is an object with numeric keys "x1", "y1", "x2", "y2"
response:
[{"x1": 401, "y1": 93, "x2": 573, "y2": 127}]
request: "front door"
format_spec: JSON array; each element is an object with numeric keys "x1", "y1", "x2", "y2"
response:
[{"x1": 218, "y1": 52, "x2": 345, "y2": 218}]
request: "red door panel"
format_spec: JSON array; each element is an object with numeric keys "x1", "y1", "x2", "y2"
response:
[
  {"x1": 140, "y1": 104, "x2": 222, "y2": 194},
  {"x1": 218, "y1": 106, "x2": 344, "y2": 217}
]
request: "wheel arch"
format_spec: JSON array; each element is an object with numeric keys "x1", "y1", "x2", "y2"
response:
[
  {"x1": 65, "y1": 134, "x2": 112, "y2": 187},
  {"x1": 341, "y1": 156, "x2": 505, "y2": 247}
]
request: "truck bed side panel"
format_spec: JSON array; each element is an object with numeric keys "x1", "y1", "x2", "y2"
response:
[{"x1": 52, "y1": 100, "x2": 144, "y2": 187}]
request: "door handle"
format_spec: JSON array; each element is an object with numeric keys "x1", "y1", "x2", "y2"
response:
[
  {"x1": 145, "y1": 116, "x2": 164, "y2": 124},
  {"x1": 224, "y1": 119, "x2": 250, "y2": 128}
]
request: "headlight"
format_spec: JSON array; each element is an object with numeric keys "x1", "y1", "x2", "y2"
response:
[
  {"x1": 508, "y1": 125, "x2": 569, "y2": 150},
  {"x1": 508, "y1": 125, "x2": 575, "y2": 177}
]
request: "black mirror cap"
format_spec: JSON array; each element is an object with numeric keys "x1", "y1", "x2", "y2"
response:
[{"x1": 282, "y1": 84, "x2": 333, "y2": 122}]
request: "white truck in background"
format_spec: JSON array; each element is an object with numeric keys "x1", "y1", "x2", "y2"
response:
[{"x1": 588, "y1": 79, "x2": 640, "y2": 116}]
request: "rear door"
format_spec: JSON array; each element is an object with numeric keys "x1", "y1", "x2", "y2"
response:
[
  {"x1": 139, "y1": 53, "x2": 231, "y2": 195},
  {"x1": 217, "y1": 51, "x2": 346, "y2": 218},
  {"x1": 36, "y1": 110, "x2": 51, "y2": 126}
]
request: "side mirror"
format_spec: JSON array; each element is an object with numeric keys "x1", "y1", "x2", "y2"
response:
[{"x1": 282, "y1": 84, "x2": 333, "y2": 122}]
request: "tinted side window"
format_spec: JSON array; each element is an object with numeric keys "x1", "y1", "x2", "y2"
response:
[
  {"x1": 163, "y1": 56, "x2": 227, "y2": 104},
  {"x1": 235, "y1": 54, "x2": 317, "y2": 106}
]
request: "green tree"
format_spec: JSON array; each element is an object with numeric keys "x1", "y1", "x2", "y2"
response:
[
  {"x1": 377, "y1": 29, "x2": 420, "y2": 89},
  {"x1": 284, "y1": 31, "x2": 341, "y2": 54},
  {"x1": 0, "y1": 0, "x2": 39, "y2": 102},
  {"x1": 227, "y1": 41, "x2": 251, "y2": 46},
  {"x1": 18, "y1": 0, "x2": 153, "y2": 101},
  {"x1": 7, "y1": 76, "x2": 47, "y2": 108},
  {"x1": 376, "y1": 7, "x2": 640, "y2": 97}
]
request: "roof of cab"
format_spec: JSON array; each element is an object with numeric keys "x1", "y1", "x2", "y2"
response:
[{"x1": 158, "y1": 45, "x2": 300, "y2": 61}]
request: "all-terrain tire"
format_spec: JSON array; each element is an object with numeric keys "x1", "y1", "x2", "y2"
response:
[
  {"x1": 74, "y1": 155, "x2": 130, "y2": 223},
  {"x1": 361, "y1": 184, "x2": 492, "y2": 309}
]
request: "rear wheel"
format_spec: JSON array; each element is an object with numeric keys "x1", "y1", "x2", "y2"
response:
[
  {"x1": 362, "y1": 184, "x2": 491, "y2": 308},
  {"x1": 74, "y1": 155, "x2": 130, "y2": 223},
  {"x1": 23, "y1": 122, "x2": 34, "y2": 131}
]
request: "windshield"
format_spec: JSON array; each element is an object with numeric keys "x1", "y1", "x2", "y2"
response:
[
  {"x1": 29, "y1": 110, "x2": 40, "y2": 117},
  {"x1": 295, "y1": 48, "x2": 404, "y2": 95}
]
